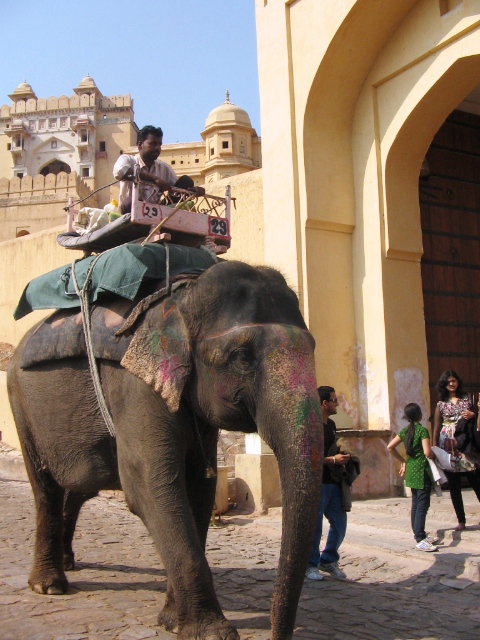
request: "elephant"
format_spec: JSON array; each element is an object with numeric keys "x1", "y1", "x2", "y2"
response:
[{"x1": 7, "y1": 259, "x2": 323, "y2": 640}]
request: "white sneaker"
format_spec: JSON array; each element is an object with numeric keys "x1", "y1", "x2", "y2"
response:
[
  {"x1": 305, "y1": 566, "x2": 324, "y2": 581},
  {"x1": 318, "y1": 562, "x2": 347, "y2": 579},
  {"x1": 415, "y1": 539, "x2": 438, "y2": 552},
  {"x1": 425, "y1": 535, "x2": 439, "y2": 544}
]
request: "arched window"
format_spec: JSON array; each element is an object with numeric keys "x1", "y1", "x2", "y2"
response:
[{"x1": 39, "y1": 160, "x2": 72, "y2": 176}]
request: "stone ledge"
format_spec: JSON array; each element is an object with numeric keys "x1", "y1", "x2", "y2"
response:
[{"x1": 338, "y1": 429, "x2": 391, "y2": 438}]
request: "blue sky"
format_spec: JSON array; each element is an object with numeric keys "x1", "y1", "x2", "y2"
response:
[{"x1": 0, "y1": 1, "x2": 260, "y2": 144}]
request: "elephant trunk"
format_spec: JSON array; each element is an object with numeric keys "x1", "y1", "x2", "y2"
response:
[{"x1": 256, "y1": 347, "x2": 323, "y2": 640}]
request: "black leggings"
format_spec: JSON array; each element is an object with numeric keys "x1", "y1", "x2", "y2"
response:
[
  {"x1": 411, "y1": 473, "x2": 432, "y2": 542},
  {"x1": 444, "y1": 470, "x2": 480, "y2": 524}
]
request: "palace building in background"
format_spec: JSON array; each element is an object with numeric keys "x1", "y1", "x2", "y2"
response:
[{"x1": 0, "y1": 77, "x2": 261, "y2": 241}]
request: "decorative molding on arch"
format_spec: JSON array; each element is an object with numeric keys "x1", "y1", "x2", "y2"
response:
[
  {"x1": 382, "y1": 51, "x2": 480, "y2": 259},
  {"x1": 30, "y1": 136, "x2": 75, "y2": 156}
]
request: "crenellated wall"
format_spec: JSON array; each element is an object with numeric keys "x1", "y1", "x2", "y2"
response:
[
  {"x1": 0, "y1": 171, "x2": 91, "y2": 199},
  {"x1": 0, "y1": 94, "x2": 132, "y2": 116},
  {"x1": 0, "y1": 171, "x2": 95, "y2": 242}
]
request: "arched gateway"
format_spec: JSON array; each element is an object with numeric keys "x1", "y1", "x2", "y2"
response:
[{"x1": 256, "y1": 0, "x2": 480, "y2": 494}]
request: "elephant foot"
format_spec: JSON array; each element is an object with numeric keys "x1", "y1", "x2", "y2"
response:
[
  {"x1": 28, "y1": 568, "x2": 68, "y2": 595},
  {"x1": 158, "y1": 601, "x2": 178, "y2": 633},
  {"x1": 178, "y1": 615, "x2": 239, "y2": 640},
  {"x1": 63, "y1": 551, "x2": 75, "y2": 571}
]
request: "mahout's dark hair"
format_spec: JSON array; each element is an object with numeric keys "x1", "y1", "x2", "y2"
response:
[
  {"x1": 403, "y1": 402, "x2": 422, "y2": 458},
  {"x1": 436, "y1": 370, "x2": 465, "y2": 402},
  {"x1": 318, "y1": 386, "x2": 335, "y2": 404},
  {"x1": 138, "y1": 125, "x2": 163, "y2": 144}
]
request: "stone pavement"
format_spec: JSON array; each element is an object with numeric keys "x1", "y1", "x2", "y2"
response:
[{"x1": 1, "y1": 443, "x2": 479, "y2": 640}]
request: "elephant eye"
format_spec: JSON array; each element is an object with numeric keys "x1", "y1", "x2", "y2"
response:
[{"x1": 230, "y1": 346, "x2": 255, "y2": 371}]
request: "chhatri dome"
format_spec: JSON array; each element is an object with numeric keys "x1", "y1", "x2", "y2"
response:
[
  {"x1": 73, "y1": 74, "x2": 102, "y2": 97},
  {"x1": 205, "y1": 91, "x2": 252, "y2": 129},
  {"x1": 8, "y1": 80, "x2": 37, "y2": 101}
]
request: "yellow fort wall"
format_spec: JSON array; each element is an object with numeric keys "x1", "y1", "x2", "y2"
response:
[
  {"x1": 0, "y1": 226, "x2": 72, "y2": 448},
  {"x1": 0, "y1": 171, "x2": 95, "y2": 242},
  {"x1": 256, "y1": 0, "x2": 480, "y2": 435}
]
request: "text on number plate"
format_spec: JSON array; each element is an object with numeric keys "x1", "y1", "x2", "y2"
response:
[
  {"x1": 141, "y1": 203, "x2": 160, "y2": 220},
  {"x1": 209, "y1": 217, "x2": 228, "y2": 237}
]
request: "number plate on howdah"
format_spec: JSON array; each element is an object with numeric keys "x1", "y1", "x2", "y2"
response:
[
  {"x1": 209, "y1": 217, "x2": 228, "y2": 237},
  {"x1": 136, "y1": 202, "x2": 230, "y2": 240},
  {"x1": 140, "y1": 203, "x2": 161, "y2": 220}
]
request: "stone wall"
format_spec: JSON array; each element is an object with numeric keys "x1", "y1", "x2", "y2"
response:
[
  {"x1": 1, "y1": 94, "x2": 132, "y2": 116},
  {"x1": 336, "y1": 430, "x2": 396, "y2": 500},
  {"x1": 0, "y1": 172, "x2": 95, "y2": 242}
]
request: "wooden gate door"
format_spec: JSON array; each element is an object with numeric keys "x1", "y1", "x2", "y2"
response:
[{"x1": 420, "y1": 109, "x2": 480, "y2": 418}]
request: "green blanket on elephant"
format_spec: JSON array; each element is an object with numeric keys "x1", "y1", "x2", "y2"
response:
[{"x1": 14, "y1": 243, "x2": 216, "y2": 320}]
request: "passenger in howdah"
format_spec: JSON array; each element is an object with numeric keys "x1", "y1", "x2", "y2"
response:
[{"x1": 113, "y1": 125, "x2": 204, "y2": 214}]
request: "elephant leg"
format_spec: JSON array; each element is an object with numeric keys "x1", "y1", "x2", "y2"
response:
[
  {"x1": 8, "y1": 397, "x2": 68, "y2": 596},
  {"x1": 158, "y1": 424, "x2": 219, "y2": 634},
  {"x1": 186, "y1": 425, "x2": 219, "y2": 550},
  {"x1": 62, "y1": 490, "x2": 97, "y2": 571},
  {"x1": 113, "y1": 401, "x2": 237, "y2": 639},
  {"x1": 26, "y1": 460, "x2": 67, "y2": 594}
]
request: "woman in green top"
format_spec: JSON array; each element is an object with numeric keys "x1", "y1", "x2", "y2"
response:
[{"x1": 388, "y1": 403, "x2": 438, "y2": 552}]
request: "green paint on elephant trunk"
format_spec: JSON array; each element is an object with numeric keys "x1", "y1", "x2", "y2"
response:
[{"x1": 295, "y1": 397, "x2": 322, "y2": 432}]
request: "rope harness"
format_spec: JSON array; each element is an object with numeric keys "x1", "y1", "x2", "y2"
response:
[{"x1": 71, "y1": 243, "x2": 172, "y2": 438}]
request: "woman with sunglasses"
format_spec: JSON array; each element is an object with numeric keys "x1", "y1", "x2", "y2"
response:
[{"x1": 433, "y1": 370, "x2": 480, "y2": 531}]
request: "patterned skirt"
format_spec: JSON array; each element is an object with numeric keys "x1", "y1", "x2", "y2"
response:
[{"x1": 439, "y1": 422, "x2": 480, "y2": 473}]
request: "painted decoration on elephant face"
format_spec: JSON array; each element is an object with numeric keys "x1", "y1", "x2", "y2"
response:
[
  {"x1": 259, "y1": 326, "x2": 323, "y2": 468},
  {"x1": 121, "y1": 300, "x2": 191, "y2": 413}
]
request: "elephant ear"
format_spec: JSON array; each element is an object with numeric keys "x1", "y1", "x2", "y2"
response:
[{"x1": 120, "y1": 297, "x2": 190, "y2": 413}]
